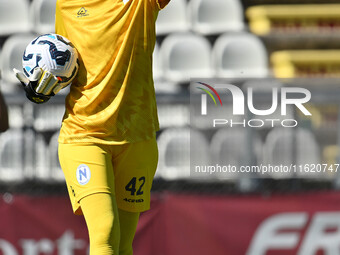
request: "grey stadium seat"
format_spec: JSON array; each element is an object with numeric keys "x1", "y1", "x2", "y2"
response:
[
  {"x1": 156, "y1": 0, "x2": 189, "y2": 35},
  {"x1": 212, "y1": 32, "x2": 269, "y2": 78},
  {"x1": 188, "y1": 0, "x2": 245, "y2": 35},
  {"x1": 0, "y1": 130, "x2": 25, "y2": 182},
  {"x1": 210, "y1": 128, "x2": 263, "y2": 180},
  {"x1": 0, "y1": 34, "x2": 36, "y2": 93},
  {"x1": 159, "y1": 33, "x2": 213, "y2": 83},
  {"x1": 30, "y1": 0, "x2": 57, "y2": 34},
  {"x1": 263, "y1": 128, "x2": 321, "y2": 179},
  {"x1": 0, "y1": 0, "x2": 30, "y2": 36},
  {"x1": 156, "y1": 127, "x2": 210, "y2": 180},
  {"x1": 48, "y1": 130, "x2": 65, "y2": 182}
]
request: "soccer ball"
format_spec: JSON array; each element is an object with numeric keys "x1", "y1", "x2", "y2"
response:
[{"x1": 22, "y1": 33, "x2": 79, "y2": 88}]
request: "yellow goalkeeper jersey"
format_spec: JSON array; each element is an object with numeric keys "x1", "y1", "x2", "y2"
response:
[{"x1": 56, "y1": 0, "x2": 169, "y2": 144}]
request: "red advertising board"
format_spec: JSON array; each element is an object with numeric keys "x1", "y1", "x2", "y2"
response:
[
  {"x1": 0, "y1": 194, "x2": 89, "y2": 255},
  {"x1": 1, "y1": 191, "x2": 340, "y2": 255},
  {"x1": 135, "y1": 191, "x2": 340, "y2": 255}
]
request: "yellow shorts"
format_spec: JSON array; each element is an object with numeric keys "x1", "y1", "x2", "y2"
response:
[{"x1": 58, "y1": 138, "x2": 158, "y2": 215}]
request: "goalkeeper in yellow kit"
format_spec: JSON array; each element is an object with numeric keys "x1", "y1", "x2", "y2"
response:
[{"x1": 17, "y1": 0, "x2": 170, "y2": 254}]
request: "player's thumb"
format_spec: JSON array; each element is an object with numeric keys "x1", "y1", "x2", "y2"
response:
[{"x1": 13, "y1": 68, "x2": 29, "y2": 86}]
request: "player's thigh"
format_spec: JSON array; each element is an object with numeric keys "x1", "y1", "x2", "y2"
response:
[
  {"x1": 113, "y1": 137, "x2": 158, "y2": 212},
  {"x1": 58, "y1": 143, "x2": 115, "y2": 215}
]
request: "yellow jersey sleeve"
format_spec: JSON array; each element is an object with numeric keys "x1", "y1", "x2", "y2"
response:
[{"x1": 56, "y1": 0, "x2": 160, "y2": 144}]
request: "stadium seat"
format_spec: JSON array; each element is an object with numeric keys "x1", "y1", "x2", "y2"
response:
[
  {"x1": 0, "y1": 34, "x2": 36, "y2": 93},
  {"x1": 156, "y1": 0, "x2": 188, "y2": 35},
  {"x1": 156, "y1": 127, "x2": 210, "y2": 180},
  {"x1": 263, "y1": 128, "x2": 321, "y2": 178},
  {"x1": 49, "y1": 131, "x2": 65, "y2": 182},
  {"x1": 153, "y1": 43, "x2": 162, "y2": 81},
  {"x1": 188, "y1": 0, "x2": 244, "y2": 35},
  {"x1": 153, "y1": 44, "x2": 183, "y2": 93},
  {"x1": 29, "y1": 0, "x2": 57, "y2": 34},
  {"x1": 154, "y1": 80, "x2": 181, "y2": 93},
  {"x1": 212, "y1": 32, "x2": 269, "y2": 78},
  {"x1": 33, "y1": 104, "x2": 66, "y2": 131},
  {"x1": 159, "y1": 33, "x2": 213, "y2": 83},
  {"x1": 157, "y1": 104, "x2": 189, "y2": 127},
  {"x1": 7, "y1": 105, "x2": 25, "y2": 129},
  {"x1": 34, "y1": 133, "x2": 50, "y2": 180},
  {"x1": 0, "y1": 0, "x2": 30, "y2": 36},
  {"x1": 0, "y1": 129, "x2": 25, "y2": 182},
  {"x1": 210, "y1": 128, "x2": 263, "y2": 180},
  {"x1": 23, "y1": 129, "x2": 35, "y2": 179}
]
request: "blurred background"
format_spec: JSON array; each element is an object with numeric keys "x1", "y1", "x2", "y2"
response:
[{"x1": 1, "y1": 0, "x2": 340, "y2": 254}]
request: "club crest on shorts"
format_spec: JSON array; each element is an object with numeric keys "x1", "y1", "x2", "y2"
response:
[{"x1": 76, "y1": 164, "x2": 91, "y2": 185}]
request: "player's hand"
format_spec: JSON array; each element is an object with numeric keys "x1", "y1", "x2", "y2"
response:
[{"x1": 13, "y1": 67, "x2": 60, "y2": 104}]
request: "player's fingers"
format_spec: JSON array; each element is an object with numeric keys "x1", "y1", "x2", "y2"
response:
[
  {"x1": 37, "y1": 71, "x2": 59, "y2": 95},
  {"x1": 35, "y1": 70, "x2": 51, "y2": 94},
  {"x1": 43, "y1": 76, "x2": 59, "y2": 95},
  {"x1": 30, "y1": 67, "x2": 43, "y2": 82},
  {"x1": 13, "y1": 68, "x2": 29, "y2": 86}
]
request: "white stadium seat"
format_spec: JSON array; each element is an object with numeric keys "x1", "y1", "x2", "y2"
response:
[
  {"x1": 210, "y1": 128, "x2": 263, "y2": 180},
  {"x1": 0, "y1": 129, "x2": 25, "y2": 182},
  {"x1": 154, "y1": 80, "x2": 181, "y2": 93},
  {"x1": 188, "y1": 0, "x2": 244, "y2": 35},
  {"x1": 153, "y1": 43, "x2": 181, "y2": 93},
  {"x1": 156, "y1": 0, "x2": 189, "y2": 35},
  {"x1": 49, "y1": 131, "x2": 65, "y2": 182},
  {"x1": 34, "y1": 133, "x2": 50, "y2": 180},
  {"x1": 156, "y1": 127, "x2": 210, "y2": 180},
  {"x1": 0, "y1": 0, "x2": 30, "y2": 36},
  {"x1": 212, "y1": 32, "x2": 269, "y2": 78},
  {"x1": 7, "y1": 105, "x2": 25, "y2": 129},
  {"x1": 153, "y1": 43, "x2": 162, "y2": 81},
  {"x1": 0, "y1": 34, "x2": 37, "y2": 93},
  {"x1": 157, "y1": 104, "x2": 189, "y2": 127},
  {"x1": 263, "y1": 128, "x2": 321, "y2": 178},
  {"x1": 33, "y1": 104, "x2": 66, "y2": 131},
  {"x1": 30, "y1": 0, "x2": 57, "y2": 34},
  {"x1": 28, "y1": 130, "x2": 65, "y2": 182},
  {"x1": 159, "y1": 33, "x2": 213, "y2": 83}
]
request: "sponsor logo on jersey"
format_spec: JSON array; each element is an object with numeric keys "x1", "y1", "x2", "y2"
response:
[
  {"x1": 77, "y1": 7, "x2": 89, "y2": 18},
  {"x1": 123, "y1": 198, "x2": 144, "y2": 203},
  {"x1": 76, "y1": 164, "x2": 91, "y2": 185}
]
